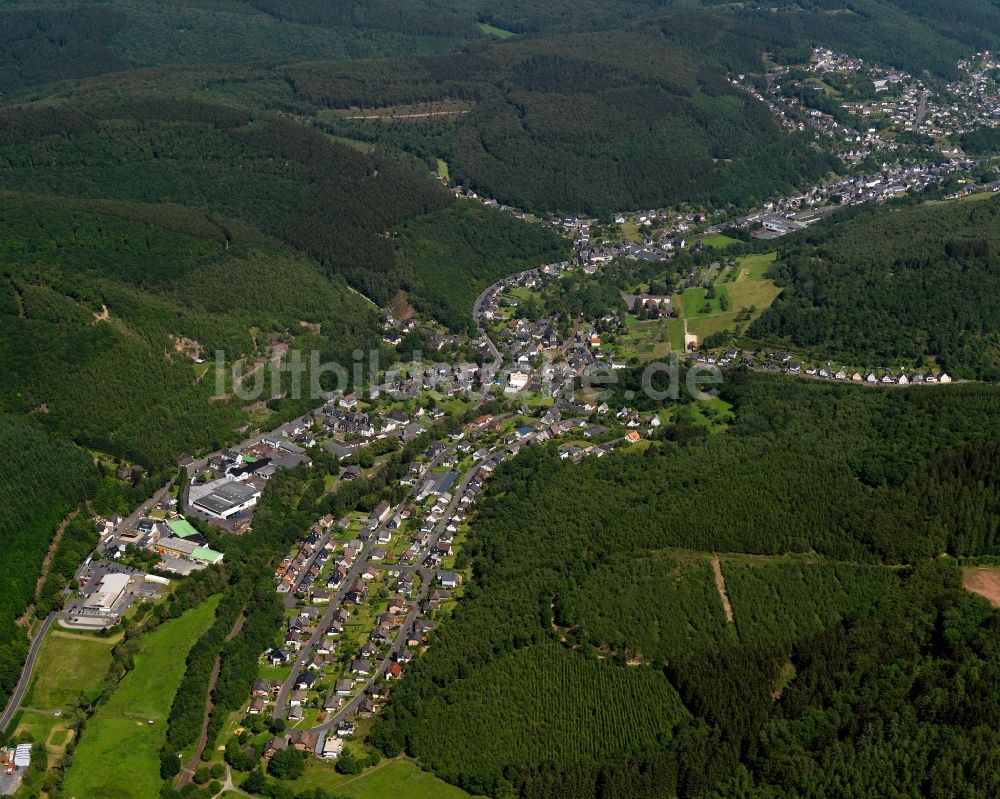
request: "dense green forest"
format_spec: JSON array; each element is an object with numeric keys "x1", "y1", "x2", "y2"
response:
[
  {"x1": 397, "y1": 202, "x2": 568, "y2": 330},
  {"x1": 0, "y1": 98, "x2": 564, "y2": 470},
  {"x1": 0, "y1": 189, "x2": 378, "y2": 472},
  {"x1": 0, "y1": 0, "x2": 488, "y2": 94},
  {"x1": 2, "y1": 0, "x2": 989, "y2": 214},
  {"x1": 0, "y1": 98, "x2": 563, "y2": 310},
  {"x1": 278, "y1": 0, "x2": 1000, "y2": 213},
  {"x1": 0, "y1": 416, "x2": 98, "y2": 710},
  {"x1": 374, "y1": 375, "x2": 1000, "y2": 797},
  {"x1": 961, "y1": 127, "x2": 1000, "y2": 155},
  {"x1": 2, "y1": 0, "x2": 997, "y2": 94},
  {"x1": 749, "y1": 196, "x2": 1000, "y2": 378},
  {"x1": 2, "y1": 0, "x2": 994, "y2": 219},
  {"x1": 291, "y1": 26, "x2": 835, "y2": 214}
]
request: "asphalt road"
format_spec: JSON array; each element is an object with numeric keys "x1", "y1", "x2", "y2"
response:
[{"x1": 0, "y1": 613, "x2": 55, "y2": 732}]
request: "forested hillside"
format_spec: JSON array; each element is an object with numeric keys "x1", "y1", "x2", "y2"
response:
[
  {"x1": 3, "y1": 0, "x2": 998, "y2": 95},
  {"x1": 0, "y1": 97, "x2": 564, "y2": 309},
  {"x1": 375, "y1": 376, "x2": 1000, "y2": 797},
  {"x1": 397, "y1": 203, "x2": 568, "y2": 330},
  {"x1": 0, "y1": 189, "x2": 378, "y2": 473},
  {"x1": 0, "y1": 96, "x2": 565, "y2": 470},
  {"x1": 0, "y1": 0, "x2": 486, "y2": 94},
  {"x1": 281, "y1": 0, "x2": 1000, "y2": 213},
  {"x1": 749, "y1": 196, "x2": 1000, "y2": 378},
  {"x1": 291, "y1": 26, "x2": 835, "y2": 214},
  {"x1": 0, "y1": 416, "x2": 98, "y2": 710},
  {"x1": 4, "y1": 1, "x2": 995, "y2": 217}
]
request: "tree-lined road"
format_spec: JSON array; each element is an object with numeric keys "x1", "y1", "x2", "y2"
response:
[{"x1": 0, "y1": 613, "x2": 54, "y2": 732}]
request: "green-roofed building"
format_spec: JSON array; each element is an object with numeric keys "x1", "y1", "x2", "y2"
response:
[
  {"x1": 167, "y1": 519, "x2": 200, "y2": 539},
  {"x1": 191, "y1": 546, "x2": 224, "y2": 565}
]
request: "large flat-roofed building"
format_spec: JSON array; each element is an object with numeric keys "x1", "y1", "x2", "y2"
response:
[
  {"x1": 83, "y1": 573, "x2": 130, "y2": 613},
  {"x1": 156, "y1": 536, "x2": 200, "y2": 558},
  {"x1": 189, "y1": 478, "x2": 261, "y2": 519}
]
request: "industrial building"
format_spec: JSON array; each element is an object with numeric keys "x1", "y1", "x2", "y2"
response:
[
  {"x1": 189, "y1": 478, "x2": 261, "y2": 519},
  {"x1": 82, "y1": 573, "x2": 131, "y2": 614}
]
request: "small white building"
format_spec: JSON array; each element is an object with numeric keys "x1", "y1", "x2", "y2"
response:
[{"x1": 321, "y1": 736, "x2": 345, "y2": 760}]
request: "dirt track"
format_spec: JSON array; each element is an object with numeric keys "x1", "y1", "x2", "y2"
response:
[{"x1": 711, "y1": 556, "x2": 735, "y2": 623}]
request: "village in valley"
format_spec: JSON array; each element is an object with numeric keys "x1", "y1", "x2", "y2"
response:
[
  {"x1": 3, "y1": 39, "x2": 996, "y2": 798},
  {"x1": 16, "y1": 329, "x2": 657, "y2": 784}
]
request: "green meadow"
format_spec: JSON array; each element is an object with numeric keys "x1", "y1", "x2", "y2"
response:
[{"x1": 63, "y1": 596, "x2": 220, "y2": 799}]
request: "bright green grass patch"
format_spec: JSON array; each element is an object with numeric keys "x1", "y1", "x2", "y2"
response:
[
  {"x1": 700, "y1": 233, "x2": 741, "y2": 249},
  {"x1": 682, "y1": 287, "x2": 726, "y2": 317},
  {"x1": 686, "y1": 283, "x2": 780, "y2": 340},
  {"x1": 736, "y1": 252, "x2": 778, "y2": 281},
  {"x1": 343, "y1": 757, "x2": 479, "y2": 798},
  {"x1": 436, "y1": 158, "x2": 450, "y2": 181},
  {"x1": 63, "y1": 595, "x2": 221, "y2": 799},
  {"x1": 953, "y1": 190, "x2": 998, "y2": 203},
  {"x1": 13, "y1": 709, "x2": 68, "y2": 753},
  {"x1": 278, "y1": 755, "x2": 477, "y2": 798},
  {"x1": 666, "y1": 317, "x2": 686, "y2": 352},
  {"x1": 25, "y1": 630, "x2": 116, "y2": 710},
  {"x1": 926, "y1": 191, "x2": 999, "y2": 205},
  {"x1": 687, "y1": 312, "x2": 739, "y2": 340},
  {"x1": 682, "y1": 266, "x2": 780, "y2": 340},
  {"x1": 478, "y1": 22, "x2": 516, "y2": 39}
]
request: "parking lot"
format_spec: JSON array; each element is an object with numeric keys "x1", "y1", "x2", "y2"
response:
[{"x1": 62, "y1": 562, "x2": 164, "y2": 628}]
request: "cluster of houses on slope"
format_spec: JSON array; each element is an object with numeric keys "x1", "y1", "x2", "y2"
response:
[
  {"x1": 730, "y1": 45, "x2": 996, "y2": 204},
  {"x1": 693, "y1": 348, "x2": 956, "y2": 386},
  {"x1": 764, "y1": 350, "x2": 954, "y2": 384},
  {"x1": 274, "y1": 513, "x2": 340, "y2": 595}
]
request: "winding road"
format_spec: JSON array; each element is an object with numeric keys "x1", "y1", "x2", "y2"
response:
[{"x1": 0, "y1": 613, "x2": 55, "y2": 732}]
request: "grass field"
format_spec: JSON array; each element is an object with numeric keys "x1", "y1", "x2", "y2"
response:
[
  {"x1": 956, "y1": 191, "x2": 999, "y2": 202},
  {"x1": 478, "y1": 22, "x2": 516, "y2": 39},
  {"x1": 25, "y1": 630, "x2": 117, "y2": 709},
  {"x1": 13, "y1": 630, "x2": 119, "y2": 767},
  {"x1": 674, "y1": 253, "x2": 781, "y2": 341},
  {"x1": 436, "y1": 159, "x2": 450, "y2": 181},
  {"x1": 736, "y1": 252, "x2": 778, "y2": 281},
  {"x1": 928, "y1": 190, "x2": 998, "y2": 205},
  {"x1": 63, "y1": 595, "x2": 221, "y2": 799},
  {"x1": 700, "y1": 233, "x2": 741, "y2": 249},
  {"x1": 681, "y1": 287, "x2": 726, "y2": 318},
  {"x1": 728, "y1": 279, "x2": 781, "y2": 311},
  {"x1": 279, "y1": 755, "x2": 476, "y2": 798},
  {"x1": 507, "y1": 286, "x2": 540, "y2": 302}
]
